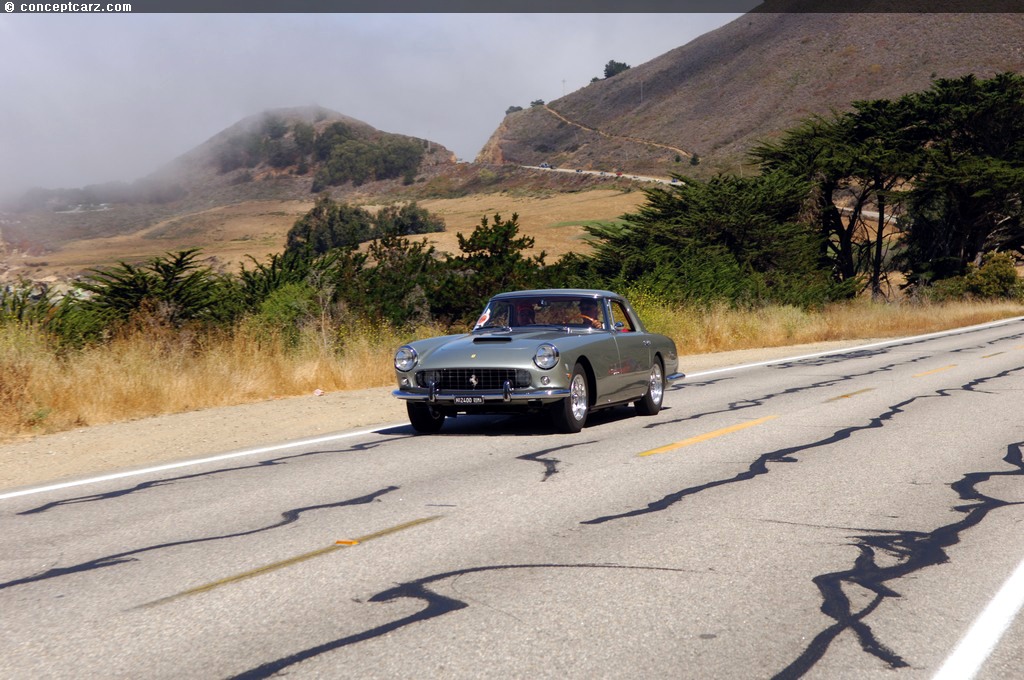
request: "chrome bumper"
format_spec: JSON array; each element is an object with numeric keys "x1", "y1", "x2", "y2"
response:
[
  {"x1": 393, "y1": 371, "x2": 684, "y2": 404},
  {"x1": 393, "y1": 386, "x2": 570, "y2": 404}
]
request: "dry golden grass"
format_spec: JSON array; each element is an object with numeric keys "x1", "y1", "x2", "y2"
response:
[
  {"x1": 414, "y1": 190, "x2": 639, "y2": 260},
  {"x1": 5, "y1": 190, "x2": 642, "y2": 282},
  {"x1": 636, "y1": 298, "x2": 1024, "y2": 355},
  {"x1": 2, "y1": 299, "x2": 1021, "y2": 442},
  {"x1": 0, "y1": 318, "x2": 446, "y2": 441}
]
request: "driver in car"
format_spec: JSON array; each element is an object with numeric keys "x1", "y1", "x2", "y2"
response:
[{"x1": 577, "y1": 299, "x2": 603, "y2": 329}]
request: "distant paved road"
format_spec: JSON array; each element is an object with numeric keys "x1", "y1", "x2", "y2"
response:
[
  {"x1": 2, "y1": 317, "x2": 1023, "y2": 679},
  {"x1": 524, "y1": 163, "x2": 679, "y2": 185}
]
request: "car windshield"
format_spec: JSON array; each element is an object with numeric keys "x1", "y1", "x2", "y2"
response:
[{"x1": 474, "y1": 296, "x2": 605, "y2": 330}]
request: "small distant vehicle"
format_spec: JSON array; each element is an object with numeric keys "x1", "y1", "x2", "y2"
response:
[
  {"x1": 392, "y1": 289, "x2": 684, "y2": 434},
  {"x1": 539, "y1": 162, "x2": 551, "y2": 168}
]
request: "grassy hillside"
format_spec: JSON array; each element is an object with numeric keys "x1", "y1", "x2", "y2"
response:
[{"x1": 481, "y1": 13, "x2": 1024, "y2": 176}]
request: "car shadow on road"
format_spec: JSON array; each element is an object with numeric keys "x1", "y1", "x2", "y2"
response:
[{"x1": 378, "y1": 405, "x2": 664, "y2": 437}]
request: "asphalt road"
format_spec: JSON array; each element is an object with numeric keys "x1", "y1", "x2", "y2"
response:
[
  {"x1": 3, "y1": 318, "x2": 1024, "y2": 679},
  {"x1": 524, "y1": 164, "x2": 678, "y2": 185}
]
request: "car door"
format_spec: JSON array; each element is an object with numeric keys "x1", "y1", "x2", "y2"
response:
[{"x1": 607, "y1": 298, "x2": 651, "y2": 402}]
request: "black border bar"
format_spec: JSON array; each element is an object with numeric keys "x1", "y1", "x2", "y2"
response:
[{"x1": 6, "y1": 0, "x2": 1024, "y2": 13}]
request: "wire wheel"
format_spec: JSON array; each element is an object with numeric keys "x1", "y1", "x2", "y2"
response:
[
  {"x1": 552, "y1": 363, "x2": 589, "y2": 433},
  {"x1": 635, "y1": 360, "x2": 664, "y2": 416}
]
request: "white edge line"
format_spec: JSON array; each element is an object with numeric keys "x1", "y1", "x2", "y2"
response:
[
  {"x1": 0, "y1": 423, "x2": 405, "y2": 501},
  {"x1": 932, "y1": 555, "x2": 1024, "y2": 680},
  {"x1": 684, "y1": 316, "x2": 1024, "y2": 379}
]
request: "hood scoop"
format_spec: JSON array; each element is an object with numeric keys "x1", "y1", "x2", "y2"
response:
[{"x1": 472, "y1": 336, "x2": 513, "y2": 343}]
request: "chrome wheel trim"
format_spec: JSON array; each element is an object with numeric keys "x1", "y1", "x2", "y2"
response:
[
  {"x1": 570, "y1": 373, "x2": 588, "y2": 422},
  {"x1": 649, "y1": 363, "x2": 664, "y2": 405}
]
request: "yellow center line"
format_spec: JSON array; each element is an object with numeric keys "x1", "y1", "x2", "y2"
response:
[
  {"x1": 826, "y1": 388, "x2": 876, "y2": 402},
  {"x1": 913, "y1": 365, "x2": 957, "y2": 378},
  {"x1": 140, "y1": 515, "x2": 441, "y2": 608},
  {"x1": 982, "y1": 352, "x2": 1005, "y2": 359},
  {"x1": 639, "y1": 415, "x2": 778, "y2": 457}
]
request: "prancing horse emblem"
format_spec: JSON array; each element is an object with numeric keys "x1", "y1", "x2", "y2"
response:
[{"x1": 469, "y1": 374, "x2": 478, "y2": 387}]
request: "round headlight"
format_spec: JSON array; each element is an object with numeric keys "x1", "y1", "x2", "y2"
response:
[
  {"x1": 394, "y1": 345, "x2": 418, "y2": 372},
  {"x1": 533, "y1": 343, "x2": 559, "y2": 370}
]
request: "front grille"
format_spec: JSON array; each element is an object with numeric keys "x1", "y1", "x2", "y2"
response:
[{"x1": 416, "y1": 368, "x2": 531, "y2": 390}]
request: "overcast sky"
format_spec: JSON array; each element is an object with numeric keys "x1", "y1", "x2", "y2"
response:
[{"x1": 0, "y1": 13, "x2": 740, "y2": 198}]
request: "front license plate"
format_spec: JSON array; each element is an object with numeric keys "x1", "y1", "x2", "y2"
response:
[{"x1": 454, "y1": 396, "x2": 484, "y2": 405}]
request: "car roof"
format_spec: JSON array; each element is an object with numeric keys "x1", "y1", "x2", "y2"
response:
[{"x1": 490, "y1": 288, "x2": 621, "y2": 300}]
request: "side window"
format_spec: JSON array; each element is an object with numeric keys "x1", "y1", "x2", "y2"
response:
[{"x1": 610, "y1": 301, "x2": 636, "y2": 332}]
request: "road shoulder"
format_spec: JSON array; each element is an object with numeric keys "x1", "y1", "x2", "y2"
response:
[{"x1": 0, "y1": 339, "x2": 877, "y2": 493}]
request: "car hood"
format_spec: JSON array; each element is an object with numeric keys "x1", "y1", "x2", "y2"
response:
[{"x1": 415, "y1": 328, "x2": 589, "y2": 367}]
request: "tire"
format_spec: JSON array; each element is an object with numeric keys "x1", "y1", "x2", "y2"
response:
[
  {"x1": 552, "y1": 363, "x2": 589, "y2": 433},
  {"x1": 407, "y1": 402, "x2": 445, "y2": 433},
  {"x1": 634, "y1": 359, "x2": 665, "y2": 416}
]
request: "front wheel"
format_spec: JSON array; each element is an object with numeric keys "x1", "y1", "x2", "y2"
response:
[
  {"x1": 407, "y1": 402, "x2": 445, "y2": 433},
  {"x1": 551, "y1": 363, "x2": 589, "y2": 433},
  {"x1": 634, "y1": 359, "x2": 665, "y2": 416}
]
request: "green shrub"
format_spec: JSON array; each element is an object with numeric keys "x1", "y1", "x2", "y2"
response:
[
  {"x1": 246, "y1": 281, "x2": 316, "y2": 347},
  {"x1": 930, "y1": 252, "x2": 1024, "y2": 301},
  {"x1": 41, "y1": 249, "x2": 241, "y2": 347}
]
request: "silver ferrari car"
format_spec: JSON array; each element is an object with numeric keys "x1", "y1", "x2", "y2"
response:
[{"x1": 392, "y1": 289, "x2": 684, "y2": 433}]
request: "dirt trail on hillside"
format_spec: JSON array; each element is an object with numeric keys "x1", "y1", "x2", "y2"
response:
[{"x1": 543, "y1": 105, "x2": 694, "y2": 159}]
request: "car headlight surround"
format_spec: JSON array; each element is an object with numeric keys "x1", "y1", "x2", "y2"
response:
[
  {"x1": 394, "y1": 345, "x2": 418, "y2": 372},
  {"x1": 533, "y1": 343, "x2": 559, "y2": 370}
]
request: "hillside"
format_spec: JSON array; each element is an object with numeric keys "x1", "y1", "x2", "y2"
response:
[
  {"x1": 479, "y1": 13, "x2": 1024, "y2": 176},
  {"x1": 0, "y1": 106, "x2": 457, "y2": 258},
  {"x1": 147, "y1": 105, "x2": 457, "y2": 196}
]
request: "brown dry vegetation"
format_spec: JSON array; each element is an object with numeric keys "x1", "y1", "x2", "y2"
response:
[
  {"x1": 0, "y1": 319, "x2": 436, "y2": 442},
  {"x1": 6, "y1": 200, "x2": 312, "y2": 280},
  {"x1": 636, "y1": 298, "x2": 1024, "y2": 355}
]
